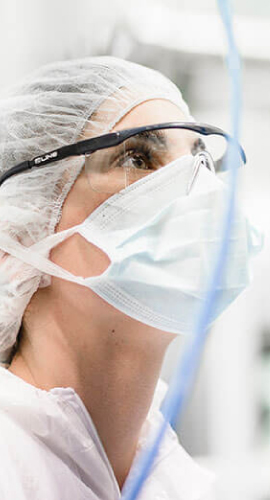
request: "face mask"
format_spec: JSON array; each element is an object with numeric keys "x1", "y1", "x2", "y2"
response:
[{"x1": 0, "y1": 154, "x2": 263, "y2": 335}]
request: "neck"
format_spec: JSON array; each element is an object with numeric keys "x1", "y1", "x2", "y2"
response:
[{"x1": 8, "y1": 314, "x2": 172, "y2": 490}]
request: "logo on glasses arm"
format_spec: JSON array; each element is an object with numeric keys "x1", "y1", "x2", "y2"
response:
[{"x1": 34, "y1": 151, "x2": 58, "y2": 165}]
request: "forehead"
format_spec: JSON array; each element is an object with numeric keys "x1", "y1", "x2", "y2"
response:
[
  {"x1": 112, "y1": 99, "x2": 189, "y2": 132},
  {"x1": 80, "y1": 98, "x2": 190, "y2": 141}
]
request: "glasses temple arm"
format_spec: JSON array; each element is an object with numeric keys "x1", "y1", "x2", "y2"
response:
[{"x1": 0, "y1": 142, "x2": 86, "y2": 187}]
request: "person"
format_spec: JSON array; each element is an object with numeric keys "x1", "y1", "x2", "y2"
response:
[{"x1": 0, "y1": 55, "x2": 259, "y2": 500}]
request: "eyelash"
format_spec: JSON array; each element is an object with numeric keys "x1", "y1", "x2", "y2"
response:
[{"x1": 115, "y1": 144, "x2": 155, "y2": 170}]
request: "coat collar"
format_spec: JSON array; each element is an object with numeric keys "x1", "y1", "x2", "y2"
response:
[{"x1": 0, "y1": 365, "x2": 215, "y2": 499}]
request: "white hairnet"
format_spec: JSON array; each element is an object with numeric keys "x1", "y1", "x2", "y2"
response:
[{"x1": 0, "y1": 55, "x2": 192, "y2": 364}]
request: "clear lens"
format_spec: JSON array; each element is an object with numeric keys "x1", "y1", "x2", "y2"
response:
[{"x1": 84, "y1": 127, "x2": 240, "y2": 194}]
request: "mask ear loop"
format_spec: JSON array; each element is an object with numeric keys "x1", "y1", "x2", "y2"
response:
[
  {"x1": 0, "y1": 224, "x2": 86, "y2": 286},
  {"x1": 186, "y1": 151, "x2": 216, "y2": 195}
]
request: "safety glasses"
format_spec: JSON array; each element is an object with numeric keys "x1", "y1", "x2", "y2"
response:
[{"x1": 0, "y1": 122, "x2": 246, "y2": 193}]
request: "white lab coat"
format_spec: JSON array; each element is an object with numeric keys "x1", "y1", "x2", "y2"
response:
[{"x1": 0, "y1": 365, "x2": 215, "y2": 499}]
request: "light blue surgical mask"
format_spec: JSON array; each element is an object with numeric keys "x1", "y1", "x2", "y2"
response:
[{"x1": 0, "y1": 154, "x2": 263, "y2": 335}]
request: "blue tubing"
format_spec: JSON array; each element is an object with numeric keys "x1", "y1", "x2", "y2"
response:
[{"x1": 121, "y1": 1, "x2": 242, "y2": 498}]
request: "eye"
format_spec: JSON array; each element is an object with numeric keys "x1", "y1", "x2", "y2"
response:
[
  {"x1": 114, "y1": 146, "x2": 156, "y2": 171},
  {"x1": 191, "y1": 138, "x2": 206, "y2": 155},
  {"x1": 122, "y1": 152, "x2": 152, "y2": 170}
]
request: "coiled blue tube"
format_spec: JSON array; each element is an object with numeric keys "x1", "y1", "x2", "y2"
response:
[{"x1": 121, "y1": 1, "x2": 242, "y2": 499}]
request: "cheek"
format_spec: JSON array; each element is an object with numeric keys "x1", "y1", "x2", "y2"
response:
[
  {"x1": 47, "y1": 233, "x2": 121, "y2": 327},
  {"x1": 50, "y1": 233, "x2": 111, "y2": 278},
  {"x1": 56, "y1": 166, "x2": 111, "y2": 234},
  {"x1": 53, "y1": 173, "x2": 112, "y2": 277}
]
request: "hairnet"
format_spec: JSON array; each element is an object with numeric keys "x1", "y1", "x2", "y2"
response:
[{"x1": 0, "y1": 55, "x2": 192, "y2": 364}]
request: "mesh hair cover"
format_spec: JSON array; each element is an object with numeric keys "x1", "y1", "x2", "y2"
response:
[{"x1": 0, "y1": 55, "x2": 191, "y2": 364}]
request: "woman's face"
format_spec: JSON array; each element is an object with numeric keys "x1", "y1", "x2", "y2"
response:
[{"x1": 47, "y1": 99, "x2": 190, "y2": 339}]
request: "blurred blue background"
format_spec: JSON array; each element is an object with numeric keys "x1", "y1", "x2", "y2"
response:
[{"x1": 0, "y1": 1, "x2": 269, "y2": 499}]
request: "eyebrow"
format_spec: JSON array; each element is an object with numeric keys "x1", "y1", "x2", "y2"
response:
[
  {"x1": 134, "y1": 128, "x2": 201, "y2": 151},
  {"x1": 134, "y1": 129, "x2": 168, "y2": 148}
]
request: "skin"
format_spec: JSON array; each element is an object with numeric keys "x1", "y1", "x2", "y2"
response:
[{"x1": 8, "y1": 99, "x2": 190, "y2": 491}]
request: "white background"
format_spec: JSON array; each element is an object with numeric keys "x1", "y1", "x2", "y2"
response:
[{"x1": 0, "y1": 1, "x2": 269, "y2": 499}]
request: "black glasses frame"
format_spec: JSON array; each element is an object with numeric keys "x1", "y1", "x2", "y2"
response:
[{"x1": 0, "y1": 122, "x2": 246, "y2": 187}]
